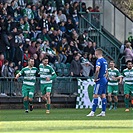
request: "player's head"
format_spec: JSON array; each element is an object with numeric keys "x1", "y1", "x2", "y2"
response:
[
  {"x1": 126, "y1": 60, "x2": 132, "y2": 69},
  {"x1": 42, "y1": 56, "x2": 49, "y2": 66},
  {"x1": 109, "y1": 60, "x2": 115, "y2": 68},
  {"x1": 28, "y1": 58, "x2": 34, "y2": 67},
  {"x1": 95, "y1": 48, "x2": 103, "y2": 58}
]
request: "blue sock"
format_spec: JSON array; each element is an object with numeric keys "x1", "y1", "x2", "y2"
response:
[
  {"x1": 102, "y1": 98, "x2": 107, "y2": 112},
  {"x1": 92, "y1": 98, "x2": 98, "y2": 112}
]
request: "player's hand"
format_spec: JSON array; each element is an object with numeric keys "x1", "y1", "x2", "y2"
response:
[
  {"x1": 94, "y1": 78, "x2": 100, "y2": 82},
  {"x1": 15, "y1": 74, "x2": 19, "y2": 80},
  {"x1": 111, "y1": 76, "x2": 117, "y2": 81},
  {"x1": 46, "y1": 77, "x2": 50, "y2": 81}
]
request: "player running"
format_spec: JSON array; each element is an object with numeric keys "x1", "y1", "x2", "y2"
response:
[
  {"x1": 87, "y1": 48, "x2": 108, "y2": 117},
  {"x1": 15, "y1": 58, "x2": 38, "y2": 113},
  {"x1": 39, "y1": 56, "x2": 57, "y2": 114},
  {"x1": 107, "y1": 60, "x2": 122, "y2": 110}
]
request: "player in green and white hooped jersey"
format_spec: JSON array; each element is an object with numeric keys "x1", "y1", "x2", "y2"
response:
[
  {"x1": 107, "y1": 61, "x2": 122, "y2": 110},
  {"x1": 121, "y1": 60, "x2": 133, "y2": 112},
  {"x1": 39, "y1": 56, "x2": 57, "y2": 114},
  {"x1": 15, "y1": 58, "x2": 38, "y2": 113}
]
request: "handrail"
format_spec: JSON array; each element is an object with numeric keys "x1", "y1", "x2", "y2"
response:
[
  {"x1": 108, "y1": 0, "x2": 133, "y2": 22},
  {"x1": 80, "y1": 14, "x2": 120, "y2": 50}
]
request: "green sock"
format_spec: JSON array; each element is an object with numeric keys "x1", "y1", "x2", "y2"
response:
[
  {"x1": 124, "y1": 98, "x2": 129, "y2": 108},
  {"x1": 24, "y1": 101, "x2": 29, "y2": 110},
  {"x1": 47, "y1": 104, "x2": 50, "y2": 110},
  {"x1": 109, "y1": 101, "x2": 112, "y2": 107},
  {"x1": 114, "y1": 102, "x2": 118, "y2": 107}
]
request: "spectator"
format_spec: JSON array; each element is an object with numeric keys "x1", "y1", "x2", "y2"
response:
[
  {"x1": 70, "y1": 53, "x2": 83, "y2": 77},
  {"x1": 14, "y1": 43, "x2": 24, "y2": 70},
  {"x1": 58, "y1": 10, "x2": 67, "y2": 23},
  {"x1": 124, "y1": 42, "x2": 133, "y2": 62},
  {"x1": 1, "y1": 59, "x2": 9, "y2": 77},
  {"x1": 84, "y1": 41, "x2": 94, "y2": 55},
  {"x1": 28, "y1": 40, "x2": 37, "y2": 57},
  {"x1": 0, "y1": 53, "x2": 4, "y2": 76},
  {"x1": 23, "y1": 48, "x2": 30, "y2": 67}
]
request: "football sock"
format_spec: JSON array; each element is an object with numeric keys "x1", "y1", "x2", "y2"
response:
[
  {"x1": 29, "y1": 100, "x2": 33, "y2": 105},
  {"x1": 47, "y1": 104, "x2": 50, "y2": 110},
  {"x1": 114, "y1": 102, "x2": 118, "y2": 107},
  {"x1": 92, "y1": 98, "x2": 98, "y2": 112},
  {"x1": 124, "y1": 98, "x2": 129, "y2": 108},
  {"x1": 102, "y1": 98, "x2": 107, "y2": 112},
  {"x1": 109, "y1": 101, "x2": 112, "y2": 107},
  {"x1": 24, "y1": 101, "x2": 29, "y2": 110}
]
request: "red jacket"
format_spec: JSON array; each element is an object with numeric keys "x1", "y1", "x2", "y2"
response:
[{"x1": 23, "y1": 53, "x2": 30, "y2": 67}]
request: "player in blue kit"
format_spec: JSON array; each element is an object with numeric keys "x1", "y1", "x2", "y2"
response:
[{"x1": 87, "y1": 48, "x2": 108, "y2": 116}]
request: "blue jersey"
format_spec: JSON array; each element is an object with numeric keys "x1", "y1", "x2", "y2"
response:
[
  {"x1": 94, "y1": 57, "x2": 108, "y2": 95},
  {"x1": 96, "y1": 57, "x2": 108, "y2": 79}
]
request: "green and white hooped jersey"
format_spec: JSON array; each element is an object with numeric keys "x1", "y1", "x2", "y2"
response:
[
  {"x1": 122, "y1": 68, "x2": 133, "y2": 84},
  {"x1": 108, "y1": 68, "x2": 121, "y2": 86},
  {"x1": 39, "y1": 64, "x2": 57, "y2": 84},
  {"x1": 19, "y1": 66, "x2": 38, "y2": 87}
]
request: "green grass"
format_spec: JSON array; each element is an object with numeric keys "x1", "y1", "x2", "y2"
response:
[{"x1": 0, "y1": 108, "x2": 133, "y2": 133}]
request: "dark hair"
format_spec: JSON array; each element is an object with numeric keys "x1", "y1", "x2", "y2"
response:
[
  {"x1": 126, "y1": 60, "x2": 132, "y2": 65},
  {"x1": 42, "y1": 56, "x2": 49, "y2": 61}
]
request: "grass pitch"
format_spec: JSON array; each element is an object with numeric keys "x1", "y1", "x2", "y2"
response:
[{"x1": 0, "y1": 108, "x2": 133, "y2": 133}]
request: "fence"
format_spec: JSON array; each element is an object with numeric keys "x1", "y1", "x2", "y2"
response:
[{"x1": 0, "y1": 77, "x2": 79, "y2": 97}]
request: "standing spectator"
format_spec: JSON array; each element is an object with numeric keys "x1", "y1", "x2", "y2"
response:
[
  {"x1": 39, "y1": 56, "x2": 57, "y2": 113},
  {"x1": 28, "y1": 40, "x2": 37, "y2": 57},
  {"x1": 14, "y1": 43, "x2": 24, "y2": 70},
  {"x1": 1, "y1": 59, "x2": 9, "y2": 77},
  {"x1": 70, "y1": 53, "x2": 83, "y2": 77},
  {"x1": 124, "y1": 42, "x2": 133, "y2": 62},
  {"x1": 15, "y1": 58, "x2": 38, "y2": 113},
  {"x1": 0, "y1": 53, "x2": 4, "y2": 76},
  {"x1": 121, "y1": 60, "x2": 133, "y2": 112},
  {"x1": 23, "y1": 48, "x2": 30, "y2": 67}
]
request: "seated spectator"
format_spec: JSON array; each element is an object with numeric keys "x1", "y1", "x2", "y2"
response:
[{"x1": 58, "y1": 10, "x2": 67, "y2": 23}]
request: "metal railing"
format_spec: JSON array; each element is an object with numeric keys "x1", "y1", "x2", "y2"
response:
[
  {"x1": 79, "y1": 13, "x2": 120, "y2": 64},
  {"x1": 0, "y1": 77, "x2": 91, "y2": 97}
]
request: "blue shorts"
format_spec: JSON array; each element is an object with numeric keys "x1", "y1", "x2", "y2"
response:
[{"x1": 94, "y1": 78, "x2": 107, "y2": 95}]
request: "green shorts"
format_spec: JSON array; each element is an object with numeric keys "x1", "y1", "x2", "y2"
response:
[
  {"x1": 22, "y1": 85, "x2": 35, "y2": 98},
  {"x1": 124, "y1": 84, "x2": 133, "y2": 96},
  {"x1": 107, "y1": 85, "x2": 118, "y2": 95},
  {"x1": 40, "y1": 84, "x2": 52, "y2": 95}
]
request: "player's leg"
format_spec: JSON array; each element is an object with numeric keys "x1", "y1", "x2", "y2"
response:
[
  {"x1": 97, "y1": 80, "x2": 107, "y2": 116},
  {"x1": 45, "y1": 84, "x2": 52, "y2": 113},
  {"x1": 131, "y1": 86, "x2": 133, "y2": 108},
  {"x1": 41, "y1": 85, "x2": 47, "y2": 109},
  {"x1": 124, "y1": 84, "x2": 130, "y2": 112},
  {"x1": 86, "y1": 83, "x2": 100, "y2": 116},
  {"x1": 113, "y1": 86, "x2": 119, "y2": 110},
  {"x1": 22, "y1": 85, "x2": 29, "y2": 113},
  {"x1": 107, "y1": 85, "x2": 113, "y2": 110},
  {"x1": 29, "y1": 88, "x2": 34, "y2": 111}
]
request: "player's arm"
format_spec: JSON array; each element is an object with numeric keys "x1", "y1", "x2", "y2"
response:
[
  {"x1": 94, "y1": 66, "x2": 100, "y2": 82},
  {"x1": 15, "y1": 69, "x2": 23, "y2": 79},
  {"x1": 46, "y1": 67, "x2": 57, "y2": 81}
]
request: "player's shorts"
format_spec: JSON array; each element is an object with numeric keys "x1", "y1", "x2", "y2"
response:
[
  {"x1": 94, "y1": 77, "x2": 107, "y2": 95},
  {"x1": 22, "y1": 85, "x2": 35, "y2": 98},
  {"x1": 40, "y1": 84, "x2": 52, "y2": 95},
  {"x1": 124, "y1": 84, "x2": 133, "y2": 96},
  {"x1": 107, "y1": 85, "x2": 118, "y2": 95}
]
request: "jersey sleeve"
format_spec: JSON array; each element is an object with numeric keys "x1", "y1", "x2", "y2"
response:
[
  {"x1": 19, "y1": 68, "x2": 24, "y2": 76},
  {"x1": 50, "y1": 66, "x2": 57, "y2": 80},
  {"x1": 96, "y1": 59, "x2": 101, "y2": 68}
]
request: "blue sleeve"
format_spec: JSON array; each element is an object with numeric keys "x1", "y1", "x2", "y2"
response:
[{"x1": 96, "y1": 59, "x2": 101, "y2": 67}]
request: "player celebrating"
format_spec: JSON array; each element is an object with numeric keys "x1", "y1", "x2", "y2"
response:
[
  {"x1": 87, "y1": 48, "x2": 108, "y2": 116},
  {"x1": 39, "y1": 56, "x2": 57, "y2": 114},
  {"x1": 15, "y1": 58, "x2": 38, "y2": 113},
  {"x1": 121, "y1": 60, "x2": 133, "y2": 112},
  {"x1": 107, "y1": 60, "x2": 122, "y2": 110}
]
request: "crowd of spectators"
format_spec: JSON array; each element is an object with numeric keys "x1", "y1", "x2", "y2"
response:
[{"x1": 0, "y1": 0, "x2": 100, "y2": 79}]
